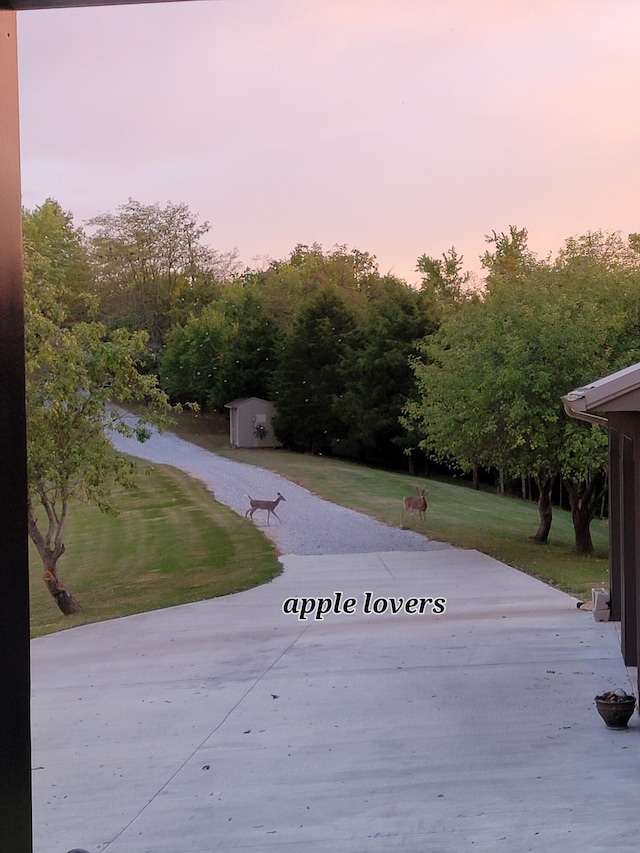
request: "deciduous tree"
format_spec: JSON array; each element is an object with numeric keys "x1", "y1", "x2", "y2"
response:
[
  {"x1": 87, "y1": 199, "x2": 239, "y2": 357},
  {"x1": 23, "y1": 198, "x2": 94, "y2": 322},
  {"x1": 417, "y1": 246, "x2": 477, "y2": 320},
  {"x1": 407, "y1": 239, "x2": 640, "y2": 553},
  {"x1": 161, "y1": 284, "x2": 280, "y2": 410},
  {"x1": 25, "y1": 204, "x2": 171, "y2": 614}
]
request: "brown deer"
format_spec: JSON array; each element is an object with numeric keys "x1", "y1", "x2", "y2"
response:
[
  {"x1": 245, "y1": 492, "x2": 286, "y2": 525},
  {"x1": 401, "y1": 487, "x2": 427, "y2": 528}
]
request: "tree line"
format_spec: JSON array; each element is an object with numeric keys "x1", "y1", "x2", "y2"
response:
[
  {"x1": 24, "y1": 197, "x2": 640, "y2": 614},
  {"x1": 405, "y1": 226, "x2": 640, "y2": 554}
]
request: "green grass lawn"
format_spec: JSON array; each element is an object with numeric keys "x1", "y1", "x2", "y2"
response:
[
  {"x1": 165, "y1": 409, "x2": 609, "y2": 600},
  {"x1": 29, "y1": 460, "x2": 281, "y2": 637},
  {"x1": 36, "y1": 407, "x2": 607, "y2": 638},
  {"x1": 212, "y1": 447, "x2": 608, "y2": 599}
]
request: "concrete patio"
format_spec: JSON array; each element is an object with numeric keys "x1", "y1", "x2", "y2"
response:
[{"x1": 31, "y1": 547, "x2": 639, "y2": 852}]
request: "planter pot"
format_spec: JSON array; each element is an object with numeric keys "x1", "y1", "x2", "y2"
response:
[{"x1": 595, "y1": 693, "x2": 636, "y2": 728}]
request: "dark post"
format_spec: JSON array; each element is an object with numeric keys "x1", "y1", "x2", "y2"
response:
[
  {"x1": 608, "y1": 427, "x2": 621, "y2": 622},
  {"x1": 0, "y1": 10, "x2": 33, "y2": 852},
  {"x1": 621, "y1": 433, "x2": 637, "y2": 666}
]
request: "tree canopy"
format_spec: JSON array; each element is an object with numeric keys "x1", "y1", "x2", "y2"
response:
[
  {"x1": 406, "y1": 228, "x2": 640, "y2": 552},
  {"x1": 161, "y1": 283, "x2": 279, "y2": 410},
  {"x1": 86, "y1": 199, "x2": 240, "y2": 357},
  {"x1": 270, "y1": 289, "x2": 358, "y2": 455}
]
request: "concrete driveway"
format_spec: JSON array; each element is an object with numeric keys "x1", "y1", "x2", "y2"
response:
[{"x1": 31, "y1": 545, "x2": 637, "y2": 852}]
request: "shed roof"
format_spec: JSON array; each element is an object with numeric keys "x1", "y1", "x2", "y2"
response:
[
  {"x1": 562, "y1": 361, "x2": 640, "y2": 421},
  {"x1": 224, "y1": 397, "x2": 272, "y2": 409}
]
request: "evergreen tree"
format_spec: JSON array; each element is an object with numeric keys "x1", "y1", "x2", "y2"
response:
[{"x1": 271, "y1": 290, "x2": 357, "y2": 454}]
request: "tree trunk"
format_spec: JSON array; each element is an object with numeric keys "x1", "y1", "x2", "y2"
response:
[
  {"x1": 28, "y1": 498, "x2": 81, "y2": 615},
  {"x1": 571, "y1": 504, "x2": 594, "y2": 555},
  {"x1": 43, "y1": 568, "x2": 81, "y2": 616},
  {"x1": 564, "y1": 478, "x2": 599, "y2": 555},
  {"x1": 532, "y1": 475, "x2": 554, "y2": 543},
  {"x1": 472, "y1": 465, "x2": 479, "y2": 490}
]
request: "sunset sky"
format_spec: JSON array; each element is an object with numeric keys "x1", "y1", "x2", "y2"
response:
[{"x1": 15, "y1": 0, "x2": 640, "y2": 285}]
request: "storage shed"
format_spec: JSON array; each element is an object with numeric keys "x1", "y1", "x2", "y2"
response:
[
  {"x1": 562, "y1": 361, "x2": 640, "y2": 687},
  {"x1": 225, "y1": 397, "x2": 281, "y2": 448}
]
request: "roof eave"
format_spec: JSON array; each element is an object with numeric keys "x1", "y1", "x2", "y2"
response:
[{"x1": 561, "y1": 392, "x2": 608, "y2": 426}]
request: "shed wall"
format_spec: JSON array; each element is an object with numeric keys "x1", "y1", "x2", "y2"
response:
[{"x1": 228, "y1": 399, "x2": 280, "y2": 448}]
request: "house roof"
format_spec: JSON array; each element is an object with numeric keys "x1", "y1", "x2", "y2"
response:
[{"x1": 562, "y1": 361, "x2": 640, "y2": 422}]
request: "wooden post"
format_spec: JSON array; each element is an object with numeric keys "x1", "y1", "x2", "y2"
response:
[{"x1": 0, "y1": 10, "x2": 33, "y2": 852}]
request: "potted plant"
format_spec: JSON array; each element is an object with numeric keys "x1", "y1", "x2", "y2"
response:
[{"x1": 595, "y1": 690, "x2": 636, "y2": 728}]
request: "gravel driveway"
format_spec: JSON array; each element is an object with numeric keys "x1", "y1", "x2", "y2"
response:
[{"x1": 110, "y1": 418, "x2": 450, "y2": 557}]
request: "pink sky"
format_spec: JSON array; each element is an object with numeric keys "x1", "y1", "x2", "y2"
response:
[{"x1": 15, "y1": 0, "x2": 640, "y2": 285}]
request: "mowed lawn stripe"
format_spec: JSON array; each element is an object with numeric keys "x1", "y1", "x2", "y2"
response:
[{"x1": 29, "y1": 460, "x2": 281, "y2": 637}]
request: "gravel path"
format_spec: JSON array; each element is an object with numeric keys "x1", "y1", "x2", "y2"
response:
[{"x1": 110, "y1": 418, "x2": 450, "y2": 556}]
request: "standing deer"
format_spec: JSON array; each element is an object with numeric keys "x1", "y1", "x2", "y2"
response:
[
  {"x1": 401, "y1": 487, "x2": 427, "y2": 528},
  {"x1": 245, "y1": 492, "x2": 286, "y2": 525}
]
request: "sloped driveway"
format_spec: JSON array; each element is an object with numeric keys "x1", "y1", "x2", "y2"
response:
[
  {"x1": 109, "y1": 423, "x2": 450, "y2": 557},
  {"x1": 29, "y1": 430, "x2": 636, "y2": 852}
]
